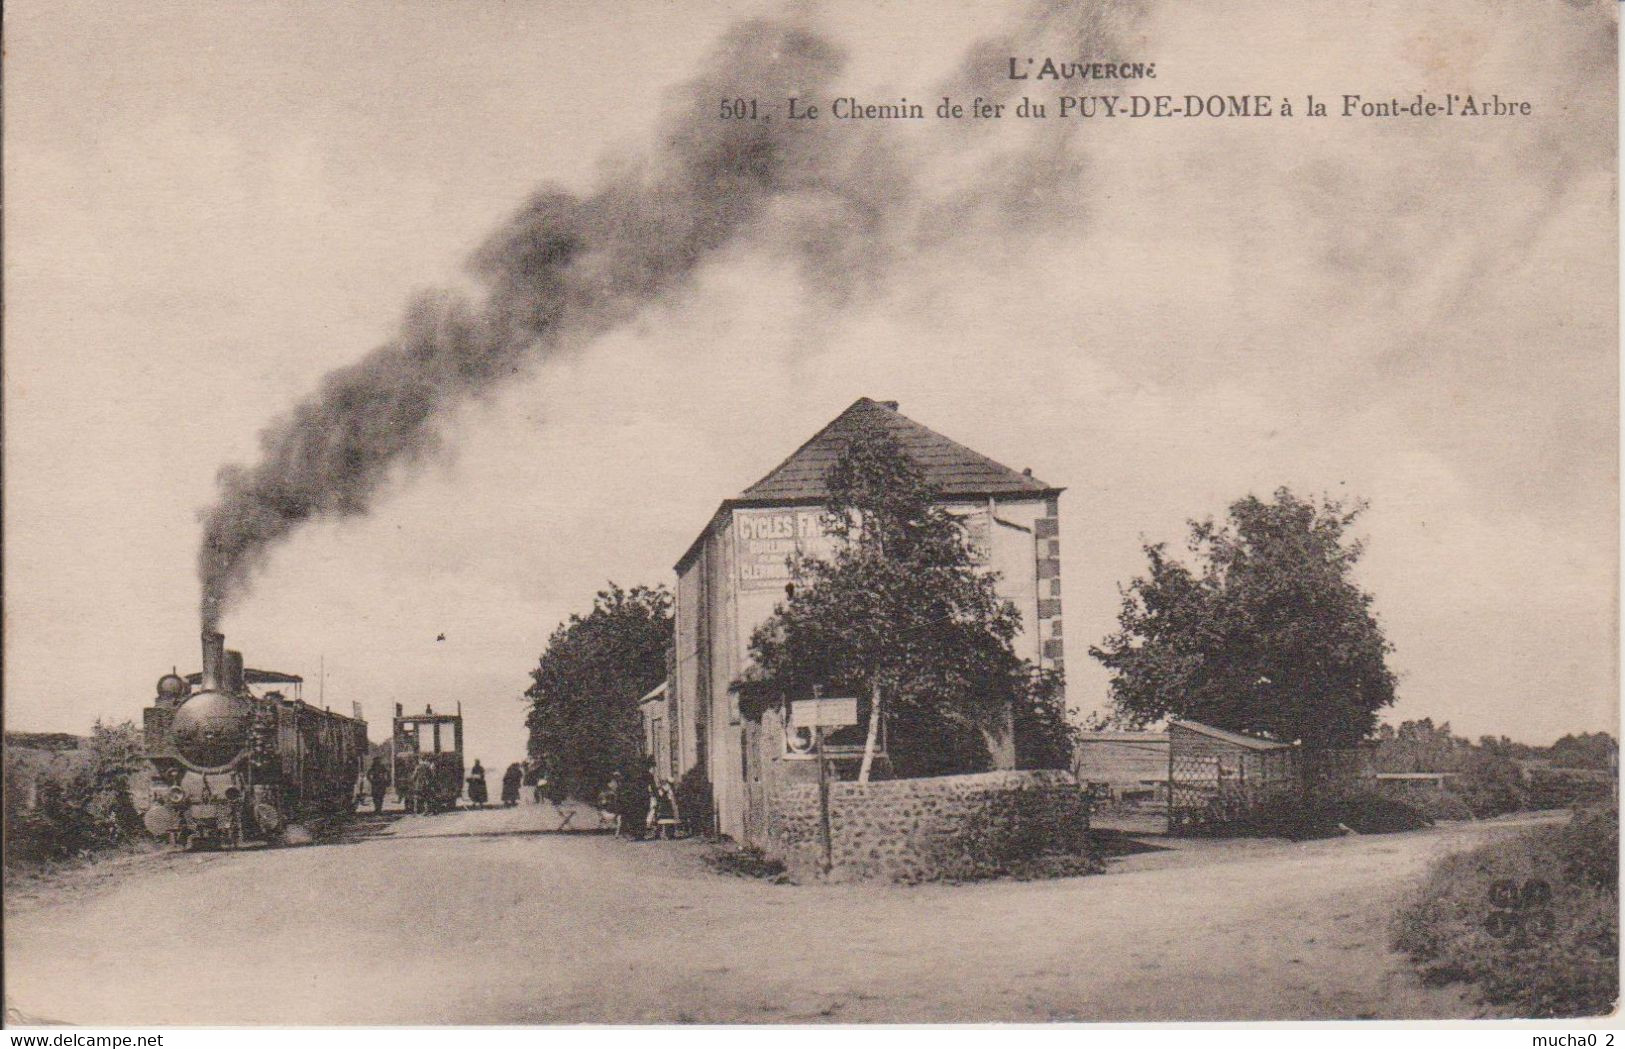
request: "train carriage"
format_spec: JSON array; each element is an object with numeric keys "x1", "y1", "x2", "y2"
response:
[{"x1": 391, "y1": 704, "x2": 464, "y2": 813}]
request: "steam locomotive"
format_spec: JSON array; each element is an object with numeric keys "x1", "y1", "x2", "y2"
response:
[{"x1": 142, "y1": 631, "x2": 369, "y2": 849}]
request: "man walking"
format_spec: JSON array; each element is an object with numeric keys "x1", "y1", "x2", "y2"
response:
[
  {"x1": 411, "y1": 756, "x2": 436, "y2": 814},
  {"x1": 367, "y1": 755, "x2": 390, "y2": 815}
]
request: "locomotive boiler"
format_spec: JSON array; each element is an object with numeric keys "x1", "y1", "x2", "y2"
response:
[{"x1": 142, "y1": 631, "x2": 369, "y2": 848}]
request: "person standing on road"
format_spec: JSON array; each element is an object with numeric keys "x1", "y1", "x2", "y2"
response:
[
  {"x1": 467, "y1": 760, "x2": 488, "y2": 807},
  {"x1": 411, "y1": 756, "x2": 436, "y2": 814},
  {"x1": 597, "y1": 775, "x2": 621, "y2": 833},
  {"x1": 501, "y1": 762, "x2": 523, "y2": 806},
  {"x1": 637, "y1": 758, "x2": 659, "y2": 840},
  {"x1": 367, "y1": 755, "x2": 390, "y2": 815}
]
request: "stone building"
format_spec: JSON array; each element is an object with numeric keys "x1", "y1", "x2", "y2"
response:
[{"x1": 670, "y1": 397, "x2": 1065, "y2": 843}]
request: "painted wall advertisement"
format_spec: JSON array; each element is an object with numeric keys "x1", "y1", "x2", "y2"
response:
[
  {"x1": 733, "y1": 508, "x2": 836, "y2": 591},
  {"x1": 734, "y1": 505, "x2": 995, "y2": 591}
]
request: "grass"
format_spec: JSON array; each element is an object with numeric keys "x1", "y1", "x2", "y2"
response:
[{"x1": 1392, "y1": 804, "x2": 1618, "y2": 1018}]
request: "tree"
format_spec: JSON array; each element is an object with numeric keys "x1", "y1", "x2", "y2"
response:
[
  {"x1": 1374, "y1": 718, "x2": 1471, "y2": 773},
  {"x1": 1546, "y1": 731, "x2": 1618, "y2": 770},
  {"x1": 1014, "y1": 667, "x2": 1077, "y2": 771},
  {"x1": 1090, "y1": 488, "x2": 1396, "y2": 747},
  {"x1": 747, "y1": 427, "x2": 1067, "y2": 778},
  {"x1": 524, "y1": 583, "x2": 671, "y2": 802}
]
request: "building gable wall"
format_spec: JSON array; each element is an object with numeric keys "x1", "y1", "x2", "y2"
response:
[{"x1": 675, "y1": 490, "x2": 1063, "y2": 842}]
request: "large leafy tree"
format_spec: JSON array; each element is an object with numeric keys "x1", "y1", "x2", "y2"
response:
[
  {"x1": 747, "y1": 427, "x2": 1061, "y2": 777},
  {"x1": 1090, "y1": 488, "x2": 1395, "y2": 747},
  {"x1": 524, "y1": 583, "x2": 671, "y2": 801}
]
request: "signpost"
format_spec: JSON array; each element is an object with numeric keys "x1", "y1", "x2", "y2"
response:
[
  {"x1": 789, "y1": 695, "x2": 859, "y2": 730},
  {"x1": 815, "y1": 724, "x2": 831, "y2": 875},
  {"x1": 792, "y1": 689, "x2": 860, "y2": 876}
]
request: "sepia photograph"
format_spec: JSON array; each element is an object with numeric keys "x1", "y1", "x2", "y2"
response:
[{"x1": 3, "y1": 0, "x2": 1619, "y2": 1031}]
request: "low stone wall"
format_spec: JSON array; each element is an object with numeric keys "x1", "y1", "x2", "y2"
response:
[{"x1": 766, "y1": 769, "x2": 1090, "y2": 883}]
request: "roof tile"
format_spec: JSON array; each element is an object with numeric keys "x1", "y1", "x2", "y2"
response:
[{"x1": 734, "y1": 398, "x2": 1056, "y2": 502}]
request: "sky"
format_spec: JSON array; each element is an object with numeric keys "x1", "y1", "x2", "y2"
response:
[{"x1": 4, "y1": 0, "x2": 1618, "y2": 773}]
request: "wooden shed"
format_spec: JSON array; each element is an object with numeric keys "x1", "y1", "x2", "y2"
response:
[
  {"x1": 1167, "y1": 720, "x2": 1297, "y2": 831},
  {"x1": 1073, "y1": 731, "x2": 1168, "y2": 802}
]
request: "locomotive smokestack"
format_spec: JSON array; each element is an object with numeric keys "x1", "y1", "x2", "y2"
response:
[
  {"x1": 224, "y1": 650, "x2": 246, "y2": 695},
  {"x1": 201, "y1": 631, "x2": 226, "y2": 692}
]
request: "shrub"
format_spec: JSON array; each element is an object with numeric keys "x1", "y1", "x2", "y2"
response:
[
  {"x1": 1209, "y1": 790, "x2": 1430, "y2": 840},
  {"x1": 1522, "y1": 770, "x2": 1615, "y2": 812},
  {"x1": 1376, "y1": 783, "x2": 1476, "y2": 823},
  {"x1": 1454, "y1": 752, "x2": 1530, "y2": 818},
  {"x1": 4, "y1": 722, "x2": 147, "y2": 868},
  {"x1": 1335, "y1": 792, "x2": 1433, "y2": 834},
  {"x1": 1014, "y1": 668, "x2": 1076, "y2": 771},
  {"x1": 941, "y1": 781, "x2": 1101, "y2": 882},
  {"x1": 1392, "y1": 805, "x2": 1619, "y2": 1017},
  {"x1": 706, "y1": 844, "x2": 788, "y2": 882}
]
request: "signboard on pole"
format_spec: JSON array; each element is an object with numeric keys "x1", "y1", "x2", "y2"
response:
[{"x1": 790, "y1": 696, "x2": 859, "y2": 729}]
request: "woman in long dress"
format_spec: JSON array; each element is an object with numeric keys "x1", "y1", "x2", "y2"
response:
[
  {"x1": 467, "y1": 760, "x2": 488, "y2": 807},
  {"x1": 501, "y1": 762, "x2": 523, "y2": 807}
]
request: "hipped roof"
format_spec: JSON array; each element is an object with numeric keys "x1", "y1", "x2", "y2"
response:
[{"x1": 676, "y1": 398, "x2": 1061, "y2": 571}]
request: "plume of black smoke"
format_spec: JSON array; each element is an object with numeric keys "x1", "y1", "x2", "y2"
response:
[
  {"x1": 199, "y1": 18, "x2": 853, "y2": 628},
  {"x1": 198, "y1": 3, "x2": 1136, "y2": 629}
]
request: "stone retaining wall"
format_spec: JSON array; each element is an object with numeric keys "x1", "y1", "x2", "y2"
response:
[{"x1": 766, "y1": 769, "x2": 1090, "y2": 883}]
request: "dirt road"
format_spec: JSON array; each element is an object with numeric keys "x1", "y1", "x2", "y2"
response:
[{"x1": 4, "y1": 805, "x2": 1559, "y2": 1024}]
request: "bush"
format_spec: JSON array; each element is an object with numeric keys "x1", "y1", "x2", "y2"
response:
[
  {"x1": 1523, "y1": 770, "x2": 1615, "y2": 812},
  {"x1": 1392, "y1": 805, "x2": 1619, "y2": 1017},
  {"x1": 941, "y1": 782, "x2": 1101, "y2": 882},
  {"x1": 1454, "y1": 752, "x2": 1531, "y2": 818},
  {"x1": 1335, "y1": 793, "x2": 1433, "y2": 834},
  {"x1": 4, "y1": 722, "x2": 147, "y2": 868},
  {"x1": 1376, "y1": 783, "x2": 1476, "y2": 823},
  {"x1": 1014, "y1": 668, "x2": 1075, "y2": 771},
  {"x1": 1547, "y1": 805, "x2": 1618, "y2": 893},
  {"x1": 1209, "y1": 790, "x2": 1431, "y2": 840},
  {"x1": 706, "y1": 844, "x2": 788, "y2": 882}
]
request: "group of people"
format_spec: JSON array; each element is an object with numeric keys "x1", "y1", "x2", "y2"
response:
[
  {"x1": 362, "y1": 754, "x2": 444, "y2": 815},
  {"x1": 597, "y1": 759, "x2": 684, "y2": 840},
  {"x1": 357, "y1": 753, "x2": 683, "y2": 837},
  {"x1": 464, "y1": 760, "x2": 532, "y2": 807},
  {"x1": 462, "y1": 759, "x2": 575, "y2": 827},
  {"x1": 486, "y1": 760, "x2": 551, "y2": 807}
]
